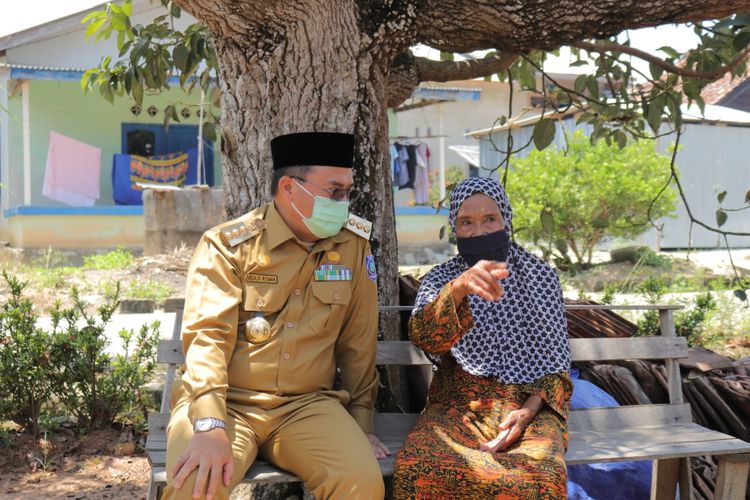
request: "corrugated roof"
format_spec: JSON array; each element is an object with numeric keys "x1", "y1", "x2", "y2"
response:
[{"x1": 0, "y1": 62, "x2": 86, "y2": 73}]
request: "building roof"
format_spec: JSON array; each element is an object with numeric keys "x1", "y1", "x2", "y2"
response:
[{"x1": 465, "y1": 103, "x2": 750, "y2": 139}]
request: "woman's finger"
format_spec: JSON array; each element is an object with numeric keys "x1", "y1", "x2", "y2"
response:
[
  {"x1": 192, "y1": 460, "x2": 210, "y2": 499},
  {"x1": 470, "y1": 268, "x2": 503, "y2": 299}
]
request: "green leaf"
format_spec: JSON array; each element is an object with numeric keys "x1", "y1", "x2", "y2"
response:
[
  {"x1": 733, "y1": 30, "x2": 750, "y2": 52},
  {"x1": 540, "y1": 209, "x2": 554, "y2": 234},
  {"x1": 170, "y1": 2, "x2": 182, "y2": 18},
  {"x1": 647, "y1": 97, "x2": 664, "y2": 133},
  {"x1": 585, "y1": 76, "x2": 600, "y2": 100},
  {"x1": 569, "y1": 59, "x2": 588, "y2": 67},
  {"x1": 574, "y1": 74, "x2": 587, "y2": 95},
  {"x1": 99, "y1": 82, "x2": 114, "y2": 104},
  {"x1": 518, "y1": 62, "x2": 537, "y2": 91},
  {"x1": 533, "y1": 118, "x2": 556, "y2": 150},
  {"x1": 132, "y1": 78, "x2": 144, "y2": 106},
  {"x1": 614, "y1": 130, "x2": 627, "y2": 149},
  {"x1": 439, "y1": 225, "x2": 446, "y2": 240},
  {"x1": 202, "y1": 121, "x2": 217, "y2": 142},
  {"x1": 593, "y1": 217, "x2": 609, "y2": 228},
  {"x1": 84, "y1": 17, "x2": 107, "y2": 38},
  {"x1": 745, "y1": 189, "x2": 750, "y2": 204},
  {"x1": 554, "y1": 238, "x2": 568, "y2": 256},
  {"x1": 111, "y1": 12, "x2": 128, "y2": 31},
  {"x1": 122, "y1": 0, "x2": 133, "y2": 16},
  {"x1": 173, "y1": 44, "x2": 188, "y2": 73},
  {"x1": 716, "y1": 209, "x2": 728, "y2": 227},
  {"x1": 658, "y1": 46, "x2": 680, "y2": 60},
  {"x1": 81, "y1": 11, "x2": 106, "y2": 24},
  {"x1": 717, "y1": 190, "x2": 727, "y2": 204},
  {"x1": 80, "y1": 68, "x2": 96, "y2": 92},
  {"x1": 649, "y1": 62, "x2": 664, "y2": 81},
  {"x1": 734, "y1": 289, "x2": 748, "y2": 302}
]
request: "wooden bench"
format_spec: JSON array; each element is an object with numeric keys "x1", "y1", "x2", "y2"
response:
[{"x1": 146, "y1": 305, "x2": 750, "y2": 499}]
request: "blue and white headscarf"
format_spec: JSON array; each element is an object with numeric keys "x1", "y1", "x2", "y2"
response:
[{"x1": 413, "y1": 177, "x2": 571, "y2": 384}]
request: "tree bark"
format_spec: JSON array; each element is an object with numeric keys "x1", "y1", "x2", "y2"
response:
[{"x1": 174, "y1": 0, "x2": 750, "y2": 402}]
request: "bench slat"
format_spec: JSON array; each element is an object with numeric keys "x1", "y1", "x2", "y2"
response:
[
  {"x1": 157, "y1": 336, "x2": 688, "y2": 365},
  {"x1": 568, "y1": 403, "x2": 692, "y2": 431},
  {"x1": 567, "y1": 424, "x2": 750, "y2": 464}
]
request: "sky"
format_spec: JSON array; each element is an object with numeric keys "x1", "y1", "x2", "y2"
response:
[{"x1": 0, "y1": 0, "x2": 702, "y2": 78}]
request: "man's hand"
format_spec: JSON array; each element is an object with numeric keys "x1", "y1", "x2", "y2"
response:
[
  {"x1": 366, "y1": 432, "x2": 391, "y2": 460},
  {"x1": 171, "y1": 428, "x2": 234, "y2": 500}
]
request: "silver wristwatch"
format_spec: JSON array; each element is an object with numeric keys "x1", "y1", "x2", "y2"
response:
[{"x1": 193, "y1": 417, "x2": 228, "y2": 433}]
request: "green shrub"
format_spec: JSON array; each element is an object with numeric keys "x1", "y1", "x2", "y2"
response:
[
  {"x1": 635, "y1": 277, "x2": 716, "y2": 346},
  {"x1": 0, "y1": 272, "x2": 56, "y2": 436},
  {"x1": 507, "y1": 130, "x2": 677, "y2": 268},
  {"x1": 83, "y1": 248, "x2": 133, "y2": 270},
  {"x1": 49, "y1": 284, "x2": 160, "y2": 429}
]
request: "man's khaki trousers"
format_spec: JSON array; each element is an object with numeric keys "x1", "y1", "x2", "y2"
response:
[{"x1": 161, "y1": 393, "x2": 384, "y2": 500}]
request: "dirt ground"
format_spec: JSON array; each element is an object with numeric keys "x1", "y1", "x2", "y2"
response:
[
  {"x1": 1, "y1": 246, "x2": 749, "y2": 498},
  {"x1": 0, "y1": 428, "x2": 150, "y2": 499}
]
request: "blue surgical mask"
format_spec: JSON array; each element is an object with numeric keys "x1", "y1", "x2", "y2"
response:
[{"x1": 291, "y1": 180, "x2": 349, "y2": 238}]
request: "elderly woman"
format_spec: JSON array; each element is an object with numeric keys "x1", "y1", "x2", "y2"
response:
[{"x1": 393, "y1": 177, "x2": 572, "y2": 499}]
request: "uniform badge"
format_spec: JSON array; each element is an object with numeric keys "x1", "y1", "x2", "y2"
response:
[
  {"x1": 344, "y1": 213, "x2": 372, "y2": 240},
  {"x1": 314, "y1": 264, "x2": 353, "y2": 281},
  {"x1": 365, "y1": 255, "x2": 377, "y2": 282},
  {"x1": 246, "y1": 273, "x2": 278, "y2": 284},
  {"x1": 220, "y1": 219, "x2": 263, "y2": 247},
  {"x1": 245, "y1": 312, "x2": 272, "y2": 344}
]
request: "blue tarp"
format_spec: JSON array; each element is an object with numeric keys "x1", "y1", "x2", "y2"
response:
[{"x1": 567, "y1": 369, "x2": 652, "y2": 499}]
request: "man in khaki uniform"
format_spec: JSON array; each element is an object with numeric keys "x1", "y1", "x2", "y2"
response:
[{"x1": 164, "y1": 132, "x2": 389, "y2": 500}]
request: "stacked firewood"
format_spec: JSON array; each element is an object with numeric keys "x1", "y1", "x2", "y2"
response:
[{"x1": 565, "y1": 300, "x2": 750, "y2": 499}]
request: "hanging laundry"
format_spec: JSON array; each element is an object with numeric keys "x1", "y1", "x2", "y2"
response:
[
  {"x1": 129, "y1": 152, "x2": 189, "y2": 190},
  {"x1": 414, "y1": 143, "x2": 432, "y2": 204},
  {"x1": 42, "y1": 131, "x2": 101, "y2": 206},
  {"x1": 396, "y1": 143, "x2": 410, "y2": 187}
]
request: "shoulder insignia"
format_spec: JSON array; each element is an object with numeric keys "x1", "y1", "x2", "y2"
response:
[
  {"x1": 219, "y1": 218, "x2": 265, "y2": 247},
  {"x1": 345, "y1": 213, "x2": 372, "y2": 240}
]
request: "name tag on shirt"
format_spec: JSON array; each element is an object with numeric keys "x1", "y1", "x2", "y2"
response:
[{"x1": 314, "y1": 264, "x2": 352, "y2": 281}]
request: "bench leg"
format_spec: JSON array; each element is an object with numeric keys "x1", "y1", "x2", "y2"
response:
[
  {"x1": 651, "y1": 457, "x2": 692, "y2": 500},
  {"x1": 147, "y1": 472, "x2": 165, "y2": 500},
  {"x1": 715, "y1": 456, "x2": 750, "y2": 500}
]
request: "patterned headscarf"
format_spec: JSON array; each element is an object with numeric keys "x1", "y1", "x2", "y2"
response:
[{"x1": 413, "y1": 177, "x2": 571, "y2": 384}]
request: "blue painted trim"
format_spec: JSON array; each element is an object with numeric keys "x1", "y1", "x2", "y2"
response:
[
  {"x1": 412, "y1": 88, "x2": 481, "y2": 102},
  {"x1": 395, "y1": 206, "x2": 449, "y2": 216},
  {"x1": 10, "y1": 68, "x2": 85, "y2": 82},
  {"x1": 9, "y1": 68, "x2": 188, "y2": 85},
  {"x1": 5, "y1": 206, "x2": 144, "y2": 217}
]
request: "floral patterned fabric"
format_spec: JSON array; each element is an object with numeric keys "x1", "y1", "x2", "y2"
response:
[{"x1": 394, "y1": 282, "x2": 572, "y2": 499}]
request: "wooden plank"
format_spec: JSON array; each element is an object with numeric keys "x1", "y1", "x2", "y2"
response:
[
  {"x1": 651, "y1": 458, "x2": 679, "y2": 500},
  {"x1": 715, "y1": 457, "x2": 750, "y2": 500},
  {"x1": 567, "y1": 428, "x2": 750, "y2": 464},
  {"x1": 565, "y1": 304, "x2": 683, "y2": 311},
  {"x1": 659, "y1": 309, "x2": 684, "y2": 404},
  {"x1": 157, "y1": 339, "x2": 184, "y2": 364},
  {"x1": 568, "y1": 404, "x2": 692, "y2": 431},
  {"x1": 569, "y1": 337, "x2": 687, "y2": 362},
  {"x1": 157, "y1": 336, "x2": 691, "y2": 367}
]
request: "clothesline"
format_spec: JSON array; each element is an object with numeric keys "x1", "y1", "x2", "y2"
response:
[{"x1": 388, "y1": 134, "x2": 449, "y2": 139}]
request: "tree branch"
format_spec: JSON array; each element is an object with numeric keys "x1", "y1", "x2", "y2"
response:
[
  {"x1": 573, "y1": 40, "x2": 750, "y2": 80},
  {"x1": 415, "y1": 52, "x2": 518, "y2": 82}
]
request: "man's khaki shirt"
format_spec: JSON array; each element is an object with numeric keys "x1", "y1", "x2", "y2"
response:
[{"x1": 177, "y1": 202, "x2": 379, "y2": 433}]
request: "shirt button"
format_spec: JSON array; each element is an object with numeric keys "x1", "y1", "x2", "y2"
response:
[
  {"x1": 256, "y1": 299, "x2": 264, "y2": 307},
  {"x1": 294, "y1": 289, "x2": 301, "y2": 296},
  {"x1": 333, "y1": 293, "x2": 340, "y2": 300},
  {"x1": 286, "y1": 322, "x2": 294, "y2": 328},
  {"x1": 283, "y1": 353, "x2": 291, "y2": 360}
]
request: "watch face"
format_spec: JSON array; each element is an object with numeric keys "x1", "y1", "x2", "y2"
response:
[{"x1": 195, "y1": 418, "x2": 212, "y2": 432}]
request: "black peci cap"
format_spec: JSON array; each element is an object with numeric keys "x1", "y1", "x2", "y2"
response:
[{"x1": 271, "y1": 132, "x2": 354, "y2": 170}]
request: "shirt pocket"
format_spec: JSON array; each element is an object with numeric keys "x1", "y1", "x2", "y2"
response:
[
  {"x1": 310, "y1": 281, "x2": 352, "y2": 334},
  {"x1": 243, "y1": 283, "x2": 288, "y2": 314}
]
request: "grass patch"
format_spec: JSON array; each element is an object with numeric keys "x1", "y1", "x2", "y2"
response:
[
  {"x1": 125, "y1": 279, "x2": 175, "y2": 303},
  {"x1": 83, "y1": 248, "x2": 133, "y2": 270}
]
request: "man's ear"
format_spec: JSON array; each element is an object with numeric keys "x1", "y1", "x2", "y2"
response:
[{"x1": 278, "y1": 175, "x2": 294, "y2": 197}]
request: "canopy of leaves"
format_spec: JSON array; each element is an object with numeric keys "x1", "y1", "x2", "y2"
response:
[{"x1": 507, "y1": 130, "x2": 677, "y2": 267}]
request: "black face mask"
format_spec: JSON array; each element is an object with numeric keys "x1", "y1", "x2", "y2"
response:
[{"x1": 457, "y1": 229, "x2": 511, "y2": 267}]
